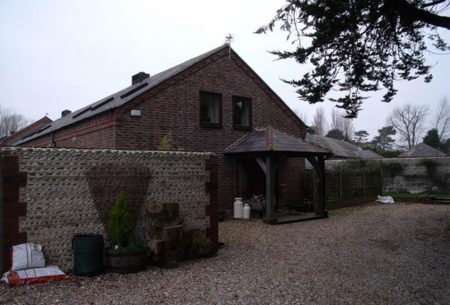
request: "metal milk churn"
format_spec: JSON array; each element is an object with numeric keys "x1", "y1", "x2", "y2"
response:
[
  {"x1": 234, "y1": 197, "x2": 243, "y2": 219},
  {"x1": 243, "y1": 203, "x2": 251, "y2": 219}
]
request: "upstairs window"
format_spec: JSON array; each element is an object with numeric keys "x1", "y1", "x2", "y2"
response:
[
  {"x1": 200, "y1": 91, "x2": 222, "y2": 128},
  {"x1": 233, "y1": 96, "x2": 252, "y2": 130}
]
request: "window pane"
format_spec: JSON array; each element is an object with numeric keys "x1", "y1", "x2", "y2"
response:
[
  {"x1": 208, "y1": 98, "x2": 219, "y2": 123},
  {"x1": 200, "y1": 92, "x2": 221, "y2": 126},
  {"x1": 233, "y1": 97, "x2": 251, "y2": 128},
  {"x1": 241, "y1": 102, "x2": 250, "y2": 126},
  {"x1": 234, "y1": 101, "x2": 243, "y2": 125}
]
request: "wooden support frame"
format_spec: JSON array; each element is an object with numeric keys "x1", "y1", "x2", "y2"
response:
[
  {"x1": 256, "y1": 158, "x2": 266, "y2": 174},
  {"x1": 223, "y1": 125, "x2": 332, "y2": 224},
  {"x1": 306, "y1": 155, "x2": 326, "y2": 215},
  {"x1": 228, "y1": 153, "x2": 330, "y2": 225},
  {"x1": 265, "y1": 155, "x2": 275, "y2": 218}
]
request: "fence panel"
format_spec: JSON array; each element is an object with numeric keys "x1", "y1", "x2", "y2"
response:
[{"x1": 304, "y1": 169, "x2": 381, "y2": 203}]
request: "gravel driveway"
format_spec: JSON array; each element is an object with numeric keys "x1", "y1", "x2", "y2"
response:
[{"x1": 1, "y1": 203, "x2": 449, "y2": 305}]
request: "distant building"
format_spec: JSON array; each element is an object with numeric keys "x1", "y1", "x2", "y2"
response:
[
  {"x1": 399, "y1": 143, "x2": 448, "y2": 158},
  {"x1": 306, "y1": 134, "x2": 382, "y2": 159},
  {"x1": 0, "y1": 116, "x2": 52, "y2": 147}
]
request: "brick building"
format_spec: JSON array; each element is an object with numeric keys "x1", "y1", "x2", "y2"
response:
[
  {"x1": 14, "y1": 44, "x2": 309, "y2": 211},
  {"x1": 0, "y1": 116, "x2": 52, "y2": 147}
]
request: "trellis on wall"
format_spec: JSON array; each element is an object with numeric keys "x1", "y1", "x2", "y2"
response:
[{"x1": 85, "y1": 164, "x2": 152, "y2": 238}]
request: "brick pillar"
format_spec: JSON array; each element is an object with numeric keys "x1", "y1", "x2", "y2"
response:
[
  {"x1": 205, "y1": 156, "x2": 218, "y2": 245},
  {"x1": 0, "y1": 154, "x2": 27, "y2": 273}
]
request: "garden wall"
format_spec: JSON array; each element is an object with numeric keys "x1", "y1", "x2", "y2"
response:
[
  {"x1": 323, "y1": 157, "x2": 450, "y2": 194},
  {"x1": 0, "y1": 147, "x2": 218, "y2": 273}
]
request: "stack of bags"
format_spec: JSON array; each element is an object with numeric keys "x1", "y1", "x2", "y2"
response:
[{"x1": 1, "y1": 242, "x2": 68, "y2": 287}]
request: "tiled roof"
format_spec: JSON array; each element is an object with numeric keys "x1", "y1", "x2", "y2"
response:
[
  {"x1": 357, "y1": 149, "x2": 384, "y2": 159},
  {"x1": 1, "y1": 116, "x2": 52, "y2": 146},
  {"x1": 14, "y1": 45, "x2": 229, "y2": 145},
  {"x1": 305, "y1": 134, "x2": 382, "y2": 159},
  {"x1": 399, "y1": 143, "x2": 448, "y2": 158},
  {"x1": 224, "y1": 127, "x2": 330, "y2": 155}
]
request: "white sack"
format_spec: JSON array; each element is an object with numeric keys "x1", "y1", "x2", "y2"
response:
[
  {"x1": 11, "y1": 242, "x2": 46, "y2": 271},
  {"x1": 377, "y1": 195, "x2": 395, "y2": 204}
]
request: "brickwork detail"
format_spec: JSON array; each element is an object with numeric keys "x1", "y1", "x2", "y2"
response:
[
  {"x1": 0, "y1": 154, "x2": 27, "y2": 273},
  {"x1": 1, "y1": 147, "x2": 215, "y2": 272},
  {"x1": 20, "y1": 47, "x2": 307, "y2": 211}
]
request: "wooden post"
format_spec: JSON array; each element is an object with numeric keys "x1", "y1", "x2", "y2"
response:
[
  {"x1": 263, "y1": 155, "x2": 277, "y2": 224},
  {"x1": 312, "y1": 170, "x2": 317, "y2": 205},
  {"x1": 380, "y1": 169, "x2": 384, "y2": 195},
  {"x1": 306, "y1": 156, "x2": 319, "y2": 213},
  {"x1": 338, "y1": 172, "x2": 343, "y2": 201},
  {"x1": 237, "y1": 160, "x2": 245, "y2": 197},
  {"x1": 317, "y1": 155, "x2": 326, "y2": 215},
  {"x1": 362, "y1": 171, "x2": 366, "y2": 197}
]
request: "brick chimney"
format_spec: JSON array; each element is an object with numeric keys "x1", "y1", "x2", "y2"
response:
[
  {"x1": 61, "y1": 109, "x2": 71, "y2": 117},
  {"x1": 132, "y1": 72, "x2": 150, "y2": 85}
]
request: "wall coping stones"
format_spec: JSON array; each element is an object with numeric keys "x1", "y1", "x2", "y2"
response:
[{"x1": 1, "y1": 147, "x2": 216, "y2": 158}]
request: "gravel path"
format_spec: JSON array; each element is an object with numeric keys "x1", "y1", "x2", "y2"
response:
[{"x1": 1, "y1": 203, "x2": 449, "y2": 305}]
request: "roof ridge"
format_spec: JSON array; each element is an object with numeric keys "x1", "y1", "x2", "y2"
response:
[
  {"x1": 304, "y1": 134, "x2": 332, "y2": 152},
  {"x1": 16, "y1": 44, "x2": 229, "y2": 145},
  {"x1": 272, "y1": 127, "x2": 305, "y2": 141},
  {"x1": 224, "y1": 126, "x2": 330, "y2": 155},
  {"x1": 224, "y1": 129, "x2": 258, "y2": 152}
]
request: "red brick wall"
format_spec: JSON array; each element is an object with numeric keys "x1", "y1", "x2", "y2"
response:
[
  {"x1": 0, "y1": 117, "x2": 52, "y2": 147},
  {"x1": 114, "y1": 48, "x2": 307, "y2": 209},
  {"x1": 22, "y1": 113, "x2": 117, "y2": 149},
  {"x1": 0, "y1": 154, "x2": 27, "y2": 273},
  {"x1": 21, "y1": 47, "x2": 307, "y2": 211}
]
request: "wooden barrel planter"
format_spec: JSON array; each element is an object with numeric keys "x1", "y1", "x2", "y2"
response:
[{"x1": 107, "y1": 248, "x2": 147, "y2": 273}]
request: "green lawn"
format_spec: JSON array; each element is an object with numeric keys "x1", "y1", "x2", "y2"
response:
[{"x1": 383, "y1": 192, "x2": 450, "y2": 200}]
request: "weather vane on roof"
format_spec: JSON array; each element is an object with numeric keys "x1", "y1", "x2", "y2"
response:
[
  {"x1": 225, "y1": 34, "x2": 234, "y2": 59},
  {"x1": 225, "y1": 33, "x2": 234, "y2": 45}
]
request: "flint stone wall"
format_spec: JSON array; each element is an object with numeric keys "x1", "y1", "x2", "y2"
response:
[{"x1": 1, "y1": 147, "x2": 215, "y2": 272}]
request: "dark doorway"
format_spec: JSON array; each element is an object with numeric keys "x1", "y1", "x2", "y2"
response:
[{"x1": 238, "y1": 159, "x2": 266, "y2": 199}]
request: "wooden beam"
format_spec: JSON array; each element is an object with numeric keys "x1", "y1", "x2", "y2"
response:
[
  {"x1": 256, "y1": 158, "x2": 266, "y2": 174},
  {"x1": 265, "y1": 156, "x2": 275, "y2": 218},
  {"x1": 317, "y1": 155, "x2": 326, "y2": 215},
  {"x1": 306, "y1": 156, "x2": 319, "y2": 171},
  {"x1": 307, "y1": 155, "x2": 326, "y2": 215}
]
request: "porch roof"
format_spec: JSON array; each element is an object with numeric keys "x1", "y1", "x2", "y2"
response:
[{"x1": 224, "y1": 126, "x2": 331, "y2": 156}]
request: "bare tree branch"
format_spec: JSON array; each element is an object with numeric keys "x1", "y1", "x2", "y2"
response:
[
  {"x1": 388, "y1": 103, "x2": 429, "y2": 148},
  {"x1": 434, "y1": 96, "x2": 450, "y2": 141},
  {"x1": 312, "y1": 107, "x2": 327, "y2": 136},
  {"x1": 0, "y1": 106, "x2": 28, "y2": 137}
]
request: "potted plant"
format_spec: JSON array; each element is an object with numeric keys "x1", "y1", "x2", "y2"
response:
[{"x1": 106, "y1": 192, "x2": 147, "y2": 273}]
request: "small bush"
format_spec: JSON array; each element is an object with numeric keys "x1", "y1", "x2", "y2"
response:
[
  {"x1": 107, "y1": 192, "x2": 135, "y2": 249},
  {"x1": 158, "y1": 133, "x2": 173, "y2": 151}
]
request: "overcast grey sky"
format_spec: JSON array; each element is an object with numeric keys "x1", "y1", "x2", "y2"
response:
[{"x1": 1, "y1": 0, "x2": 449, "y2": 139}]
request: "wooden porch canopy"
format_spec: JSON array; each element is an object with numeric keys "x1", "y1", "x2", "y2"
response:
[{"x1": 224, "y1": 126, "x2": 332, "y2": 224}]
